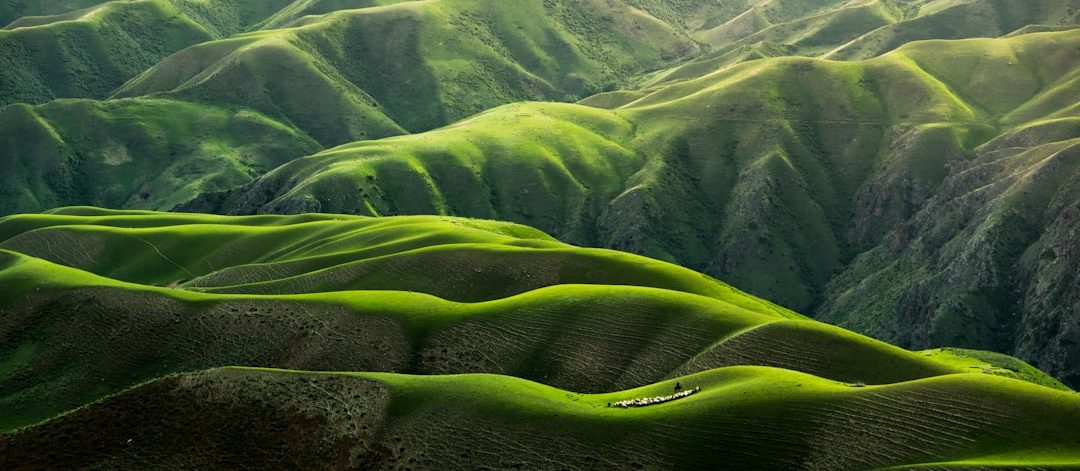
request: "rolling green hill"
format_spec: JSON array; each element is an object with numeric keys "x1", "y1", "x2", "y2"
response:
[
  {"x1": 193, "y1": 29, "x2": 1080, "y2": 386},
  {"x1": 0, "y1": 208, "x2": 1067, "y2": 438},
  {"x1": 3, "y1": 367, "x2": 1079, "y2": 469},
  {"x1": 822, "y1": 0, "x2": 1080, "y2": 61}
]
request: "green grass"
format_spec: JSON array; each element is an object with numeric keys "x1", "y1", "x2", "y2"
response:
[
  {"x1": 113, "y1": 0, "x2": 704, "y2": 145},
  {"x1": 823, "y1": 0, "x2": 1080, "y2": 61},
  {"x1": 0, "y1": 2, "x2": 1077, "y2": 467},
  {"x1": 0, "y1": 207, "x2": 1070, "y2": 436},
  {"x1": 185, "y1": 30, "x2": 1080, "y2": 390},
  {"x1": 254, "y1": 0, "x2": 421, "y2": 29},
  {"x1": 0, "y1": 0, "x2": 304, "y2": 107},
  {"x1": 0, "y1": 0, "x2": 729, "y2": 211},
  {"x1": 2, "y1": 366, "x2": 1078, "y2": 468},
  {"x1": 0, "y1": 0, "x2": 107, "y2": 27},
  {"x1": 0, "y1": 98, "x2": 320, "y2": 215},
  {"x1": 921, "y1": 347, "x2": 1072, "y2": 391},
  {"x1": 2, "y1": 5, "x2": 1071, "y2": 362},
  {"x1": 644, "y1": 0, "x2": 1078, "y2": 85},
  {"x1": 216, "y1": 30, "x2": 1079, "y2": 309},
  {"x1": 0, "y1": 1, "x2": 215, "y2": 106}
]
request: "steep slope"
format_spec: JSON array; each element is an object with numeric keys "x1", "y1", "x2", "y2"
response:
[
  {"x1": 0, "y1": 0, "x2": 107, "y2": 27},
  {"x1": 113, "y1": 0, "x2": 702, "y2": 145},
  {"x1": 0, "y1": 208, "x2": 1065, "y2": 436},
  {"x1": 0, "y1": 0, "x2": 299, "y2": 107},
  {"x1": 818, "y1": 122, "x2": 1080, "y2": 385},
  {"x1": 166, "y1": 0, "x2": 298, "y2": 37},
  {"x1": 823, "y1": 0, "x2": 1080, "y2": 60},
  {"x1": 196, "y1": 30, "x2": 1080, "y2": 385},
  {"x1": 3, "y1": 367, "x2": 1079, "y2": 470},
  {"x1": 0, "y1": 0, "x2": 213, "y2": 107},
  {"x1": 0, "y1": 98, "x2": 319, "y2": 215},
  {"x1": 254, "y1": 0, "x2": 422, "y2": 29},
  {"x1": 193, "y1": 102, "x2": 643, "y2": 245},
  {"x1": 649, "y1": 0, "x2": 1079, "y2": 85}
]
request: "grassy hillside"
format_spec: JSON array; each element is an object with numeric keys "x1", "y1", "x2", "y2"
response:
[
  {"x1": 824, "y1": 0, "x2": 1080, "y2": 60},
  {"x1": 0, "y1": 1, "x2": 213, "y2": 107},
  {"x1": 1, "y1": 2, "x2": 1078, "y2": 468},
  {"x1": 7, "y1": 0, "x2": 1072, "y2": 218},
  {"x1": 27, "y1": 0, "x2": 1060, "y2": 115},
  {"x1": 818, "y1": 127, "x2": 1080, "y2": 384},
  {"x1": 212, "y1": 30, "x2": 1077, "y2": 297},
  {"x1": 648, "y1": 0, "x2": 1079, "y2": 85},
  {"x1": 0, "y1": 208, "x2": 1067, "y2": 437},
  {"x1": 195, "y1": 102, "x2": 644, "y2": 244},
  {"x1": 167, "y1": 0, "x2": 298, "y2": 37},
  {"x1": 2, "y1": 367, "x2": 1079, "y2": 469},
  {"x1": 0, "y1": 0, "x2": 107, "y2": 27},
  {"x1": 0, "y1": 98, "x2": 319, "y2": 215},
  {"x1": 114, "y1": 0, "x2": 702, "y2": 145},
  {"x1": 254, "y1": 0, "x2": 421, "y2": 29},
  {"x1": 0, "y1": 0, "x2": 725, "y2": 216},
  {"x1": 0, "y1": 0, "x2": 301, "y2": 107},
  {"x1": 198, "y1": 30, "x2": 1080, "y2": 387}
]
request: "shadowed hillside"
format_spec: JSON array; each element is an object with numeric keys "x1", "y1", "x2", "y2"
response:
[
  {"x1": 0, "y1": 1, "x2": 213, "y2": 107},
  {"x1": 3, "y1": 0, "x2": 1075, "y2": 218},
  {"x1": 0, "y1": 98, "x2": 319, "y2": 215}
]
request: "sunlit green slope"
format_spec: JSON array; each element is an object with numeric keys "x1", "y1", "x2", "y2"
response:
[
  {"x1": 7, "y1": 0, "x2": 1073, "y2": 220},
  {"x1": 0, "y1": 207, "x2": 1066, "y2": 437},
  {"x1": 2, "y1": 366, "x2": 1078, "y2": 469}
]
